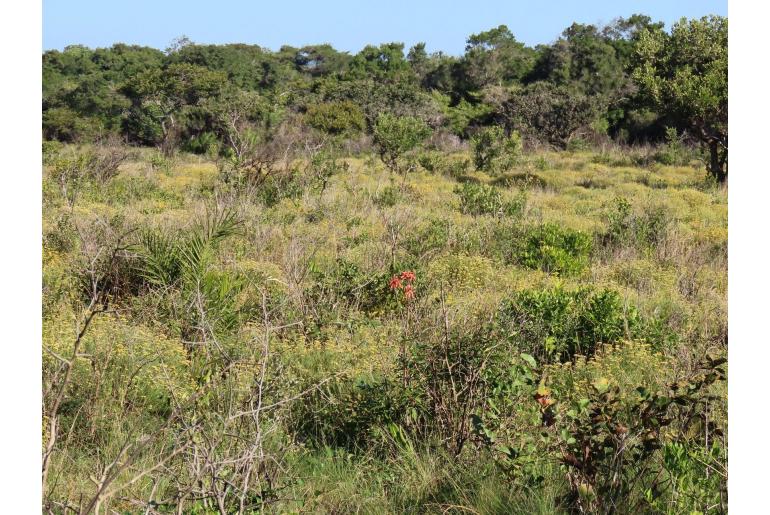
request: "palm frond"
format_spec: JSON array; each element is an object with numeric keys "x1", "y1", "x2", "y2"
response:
[
  {"x1": 201, "y1": 206, "x2": 242, "y2": 247},
  {"x1": 135, "y1": 230, "x2": 181, "y2": 287}
]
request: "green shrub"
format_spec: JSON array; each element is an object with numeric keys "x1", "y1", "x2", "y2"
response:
[
  {"x1": 417, "y1": 151, "x2": 446, "y2": 173},
  {"x1": 43, "y1": 107, "x2": 103, "y2": 142},
  {"x1": 507, "y1": 223, "x2": 593, "y2": 275},
  {"x1": 566, "y1": 137, "x2": 591, "y2": 152},
  {"x1": 497, "y1": 286, "x2": 635, "y2": 362},
  {"x1": 532, "y1": 156, "x2": 550, "y2": 171},
  {"x1": 603, "y1": 197, "x2": 672, "y2": 250},
  {"x1": 654, "y1": 127, "x2": 692, "y2": 166},
  {"x1": 445, "y1": 158, "x2": 472, "y2": 178},
  {"x1": 555, "y1": 355, "x2": 726, "y2": 513},
  {"x1": 184, "y1": 131, "x2": 220, "y2": 156},
  {"x1": 42, "y1": 140, "x2": 64, "y2": 165},
  {"x1": 148, "y1": 151, "x2": 173, "y2": 174},
  {"x1": 103, "y1": 176, "x2": 183, "y2": 206},
  {"x1": 405, "y1": 321, "x2": 515, "y2": 456},
  {"x1": 455, "y1": 182, "x2": 525, "y2": 217},
  {"x1": 471, "y1": 126, "x2": 522, "y2": 173},
  {"x1": 660, "y1": 441, "x2": 727, "y2": 514},
  {"x1": 289, "y1": 377, "x2": 418, "y2": 450},
  {"x1": 257, "y1": 171, "x2": 305, "y2": 207},
  {"x1": 403, "y1": 218, "x2": 451, "y2": 258},
  {"x1": 373, "y1": 185, "x2": 401, "y2": 207},
  {"x1": 373, "y1": 113, "x2": 431, "y2": 174},
  {"x1": 302, "y1": 260, "x2": 399, "y2": 335},
  {"x1": 306, "y1": 149, "x2": 350, "y2": 197},
  {"x1": 305, "y1": 101, "x2": 366, "y2": 137}
]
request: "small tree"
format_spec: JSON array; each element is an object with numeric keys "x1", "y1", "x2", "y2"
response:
[
  {"x1": 471, "y1": 125, "x2": 522, "y2": 173},
  {"x1": 207, "y1": 90, "x2": 291, "y2": 191},
  {"x1": 373, "y1": 113, "x2": 431, "y2": 174},
  {"x1": 501, "y1": 82, "x2": 598, "y2": 149},
  {"x1": 633, "y1": 16, "x2": 727, "y2": 182}
]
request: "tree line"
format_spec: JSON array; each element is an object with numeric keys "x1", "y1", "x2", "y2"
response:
[{"x1": 42, "y1": 14, "x2": 727, "y2": 181}]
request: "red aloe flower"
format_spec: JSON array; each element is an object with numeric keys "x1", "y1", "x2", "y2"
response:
[
  {"x1": 389, "y1": 276, "x2": 402, "y2": 290},
  {"x1": 403, "y1": 284, "x2": 415, "y2": 300},
  {"x1": 400, "y1": 271, "x2": 416, "y2": 282}
]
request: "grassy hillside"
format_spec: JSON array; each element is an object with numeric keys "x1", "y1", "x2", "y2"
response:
[{"x1": 42, "y1": 145, "x2": 726, "y2": 513}]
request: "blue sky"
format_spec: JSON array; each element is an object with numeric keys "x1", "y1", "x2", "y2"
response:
[{"x1": 43, "y1": 0, "x2": 727, "y2": 55}]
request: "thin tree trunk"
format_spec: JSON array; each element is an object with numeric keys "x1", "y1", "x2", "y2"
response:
[{"x1": 709, "y1": 141, "x2": 727, "y2": 184}]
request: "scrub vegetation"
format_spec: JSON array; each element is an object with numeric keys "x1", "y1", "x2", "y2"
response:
[{"x1": 42, "y1": 13, "x2": 727, "y2": 514}]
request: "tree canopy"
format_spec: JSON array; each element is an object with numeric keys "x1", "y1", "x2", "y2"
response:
[
  {"x1": 42, "y1": 15, "x2": 727, "y2": 179},
  {"x1": 634, "y1": 16, "x2": 728, "y2": 181}
]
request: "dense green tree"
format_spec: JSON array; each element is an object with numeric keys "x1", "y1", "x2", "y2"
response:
[
  {"x1": 422, "y1": 52, "x2": 460, "y2": 95},
  {"x1": 121, "y1": 63, "x2": 227, "y2": 150},
  {"x1": 457, "y1": 25, "x2": 535, "y2": 93},
  {"x1": 169, "y1": 44, "x2": 296, "y2": 90},
  {"x1": 373, "y1": 113, "x2": 431, "y2": 173},
  {"x1": 348, "y1": 43, "x2": 414, "y2": 82},
  {"x1": 40, "y1": 14, "x2": 725, "y2": 159},
  {"x1": 530, "y1": 23, "x2": 626, "y2": 99},
  {"x1": 603, "y1": 15, "x2": 665, "y2": 68},
  {"x1": 42, "y1": 107, "x2": 99, "y2": 142},
  {"x1": 313, "y1": 76, "x2": 441, "y2": 128},
  {"x1": 289, "y1": 44, "x2": 351, "y2": 77},
  {"x1": 91, "y1": 44, "x2": 165, "y2": 81},
  {"x1": 633, "y1": 16, "x2": 728, "y2": 182},
  {"x1": 407, "y1": 42, "x2": 430, "y2": 81}
]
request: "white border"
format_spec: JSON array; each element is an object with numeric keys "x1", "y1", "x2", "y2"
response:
[
  {"x1": 3, "y1": 1, "x2": 764, "y2": 511},
  {"x1": 728, "y1": 1, "x2": 770, "y2": 512},
  {"x1": 0, "y1": 0, "x2": 43, "y2": 509}
]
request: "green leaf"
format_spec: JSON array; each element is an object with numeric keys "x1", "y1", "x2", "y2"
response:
[{"x1": 520, "y1": 352, "x2": 537, "y2": 369}]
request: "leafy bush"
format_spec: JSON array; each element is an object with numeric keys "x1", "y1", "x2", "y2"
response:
[
  {"x1": 42, "y1": 140, "x2": 64, "y2": 165},
  {"x1": 373, "y1": 185, "x2": 401, "y2": 207},
  {"x1": 417, "y1": 150, "x2": 447, "y2": 173},
  {"x1": 402, "y1": 218, "x2": 451, "y2": 259},
  {"x1": 497, "y1": 286, "x2": 635, "y2": 362},
  {"x1": 289, "y1": 377, "x2": 418, "y2": 450},
  {"x1": 406, "y1": 321, "x2": 514, "y2": 456},
  {"x1": 470, "y1": 126, "x2": 522, "y2": 173},
  {"x1": 184, "y1": 130, "x2": 220, "y2": 156},
  {"x1": 455, "y1": 182, "x2": 525, "y2": 217},
  {"x1": 653, "y1": 127, "x2": 692, "y2": 166},
  {"x1": 566, "y1": 137, "x2": 591, "y2": 152},
  {"x1": 660, "y1": 441, "x2": 727, "y2": 514},
  {"x1": 256, "y1": 170, "x2": 305, "y2": 207},
  {"x1": 305, "y1": 100, "x2": 366, "y2": 137},
  {"x1": 301, "y1": 260, "x2": 397, "y2": 336},
  {"x1": 304, "y1": 148, "x2": 350, "y2": 197},
  {"x1": 507, "y1": 223, "x2": 593, "y2": 275},
  {"x1": 46, "y1": 142, "x2": 131, "y2": 203},
  {"x1": 654, "y1": 127, "x2": 692, "y2": 166},
  {"x1": 555, "y1": 355, "x2": 726, "y2": 513},
  {"x1": 148, "y1": 151, "x2": 173, "y2": 174},
  {"x1": 373, "y1": 113, "x2": 431, "y2": 174},
  {"x1": 43, "y1": 107, "x2": 103, "y2": 142},
  {"x1": 501, "y1": 82, "x2": 598, "y2": 149},
  {"x1": 427, "y1": 254, "x2": 495, "y2": 292},
  {"x1": 133, "y1": 208, "x2": 247, "y2": 340},
  {"x1": 603, "y1": 197, "x2": 672, "y2": 250}
]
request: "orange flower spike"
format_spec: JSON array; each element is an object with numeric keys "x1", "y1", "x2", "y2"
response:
[
  {"x1": 389, "y1": 276, "x2": 403, "y2": 290},
  {"x1": 400, "y1": 271, "x2": 416, "y2": 282},
  {"x1": 404, "y1": 284, "x2": 415, "y2": 300}
]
